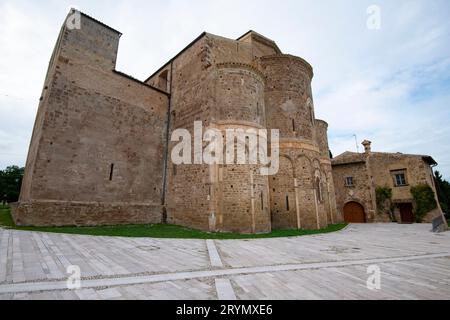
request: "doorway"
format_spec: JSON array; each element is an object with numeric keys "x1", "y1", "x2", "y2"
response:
[
  {"x1": 343, "y1": 201, "x2": 366, "y2": 223},
  {"x1": 399, "y1": 203, "x2": 414, "y2": 224}
]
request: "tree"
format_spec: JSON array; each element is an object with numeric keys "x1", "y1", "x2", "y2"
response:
[
  {"x1": 434, "y1": 171, "x2": 450, "y2": 219},
  {"x1": 0, "y1": 166, "x2": 24, "y2": 204}
]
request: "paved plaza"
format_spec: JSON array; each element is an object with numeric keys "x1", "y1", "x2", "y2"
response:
[{"x1": 0, "y1": 224, "x2": 449, "y2": 300}]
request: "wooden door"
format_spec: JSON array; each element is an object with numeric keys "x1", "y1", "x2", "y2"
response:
[
  {"x1": 343, "y1": 201, "x2": 366, "y2": 223},
  {"x1": 399, "y1": 203, "x2": 414, "y2": 223}
]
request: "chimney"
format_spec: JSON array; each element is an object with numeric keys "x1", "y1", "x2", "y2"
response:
[{"x1": 362, "y1": 140, "x2": 372, "y2": 154}]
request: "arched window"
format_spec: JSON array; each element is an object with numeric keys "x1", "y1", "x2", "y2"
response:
[{"x1": 315, "y1": 176, "x2": 323, "y2": 203}]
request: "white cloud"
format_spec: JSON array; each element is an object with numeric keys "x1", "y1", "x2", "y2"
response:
[{"x1": 0, "y1": 0, "x2": 449, "y2": 179}]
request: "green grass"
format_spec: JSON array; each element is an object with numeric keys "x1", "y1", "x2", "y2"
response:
[{"x1": 0, "y1": 205, "x2": 347, "y2": 239}]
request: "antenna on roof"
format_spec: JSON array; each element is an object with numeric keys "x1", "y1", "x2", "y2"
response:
[{"x1": 353, "y1": 134, "x2": 360, "y2": 153}]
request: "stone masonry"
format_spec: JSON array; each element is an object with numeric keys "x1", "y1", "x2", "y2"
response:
[
  {"x1": 332, "y1": 140, "x2": 445, "y2": 225},
  {"x1": 12, "y1": 9, "x2": 340, "y2": 233}
]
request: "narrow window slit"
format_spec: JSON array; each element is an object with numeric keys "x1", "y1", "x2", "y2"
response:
[
  {"x1": 109, "y1": 163, "x2": 114, "y2": 181},
  {"x1": 261, "y1": 192, "x2": 264, "y2": 210}
]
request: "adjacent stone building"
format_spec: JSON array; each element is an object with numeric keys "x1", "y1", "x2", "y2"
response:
[
  {"x1": 12, "y1": 10, "x2": 339, "y2": 233},
  {"x1": 332, "y1": 140, "x2": 445, "y2": 224}
]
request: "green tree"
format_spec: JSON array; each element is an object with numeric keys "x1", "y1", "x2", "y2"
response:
[
  {"x1": 434, "y1": 171, "x2": 450, "y2": 219},
  {"x1": 0, "y1": 166, "x2": 24, "y2": 204}
]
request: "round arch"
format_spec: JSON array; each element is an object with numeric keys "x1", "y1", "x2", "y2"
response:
[
  {"x1": 343, "y1": 201, "x2": 366, "y2": 223},
  {"x1": 294, "y1": 155, "x2": 313, "y2": 186}
]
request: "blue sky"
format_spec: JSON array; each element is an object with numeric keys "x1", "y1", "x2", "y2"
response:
[{"x1": 1, "y1": 0, "x2": 450, "y2": 178}]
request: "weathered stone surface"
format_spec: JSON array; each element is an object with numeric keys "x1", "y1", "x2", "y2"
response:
[
  {"x1": 14, "y1": 10, "x2": 337, "y2": 233},
  {"x1": 0, "y1": 224, "x2": 449, "y2": 299},
  {"x1": 332, "y1": 140, "x2": 444, "y2": 224},
  {"x1": 14, "y1": 11, "x2": 168, "y2": 227}
]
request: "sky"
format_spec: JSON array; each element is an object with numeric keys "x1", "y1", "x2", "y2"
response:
[{"x1": 1, "y1": 0, "x2": 450, "y2": 178}]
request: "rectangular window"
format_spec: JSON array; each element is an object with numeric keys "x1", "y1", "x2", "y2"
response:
[
  {"x1": 391, "y1": 169, "x2": 408, "y2": 187},
  {"x1": 345, "y1": 176, "x2": 354, "y2": 187},
  {"x1": 292, "y1": 119, "x2": 295, "y2": 132},
  {"x1": 394, "y1": 173, "x2": 407, "y2": 186},
  {"x1": 286, "y1": 195, "x2": 290, "y2": 211}
]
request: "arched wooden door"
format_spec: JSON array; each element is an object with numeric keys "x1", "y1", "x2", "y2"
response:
[{"x1": 343, "y1": 201, "x2": 366, "y2": 223}]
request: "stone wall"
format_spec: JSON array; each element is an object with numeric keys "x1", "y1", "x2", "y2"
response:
[
  {"x1": 260, "y1": 55, "x2": 315, "y2": 141},
  {"x1": 13, "y1": 11, "x2": 169, "y2": 226},
  {"x1": 157, "y1": 35, "x2": 213, "y2": 231},
  {"x1": 315, "y1": 120, "x2": 330, "y2": 158},
  {"x1": 368, "y1": 153, "x2": 441, "y2": 222},
  {"x1": 332, "y1": 150, "x2": 442, "y2": 224},
  {"x1": 15, "y1": 13, "x2": 337, "y2": 233},
  {"x1": 332, "y1": 161, "x2": 374, "y2": 222},
  {"x1": 12, "y1": 201, "x2": 161, "y2": 227},
  {"x1": 158, "y1": 35, "x2": 273, "y2": 233}
]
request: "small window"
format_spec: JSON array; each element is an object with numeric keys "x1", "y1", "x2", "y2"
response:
[
  {"x1": 345, "y1": 176, "x2": 354, "y2": 187},
  {"x1": 292, "y1": 119, "x2": 295, "y2": 132},
  {"x1": 391, "y1": 169, "x2": 408, "y2": 187},
  {"x1": 394, "y1": 173, "x2": 407, "y2": 186},
  {"x1": 286, "y1": 195, "x2": 290, "y2": 211}
]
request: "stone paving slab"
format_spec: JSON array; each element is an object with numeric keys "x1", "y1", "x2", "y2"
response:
[
  {"x1": 0, "y1": 223, "x2": 449, "y2": 300},
  {"x1": 0, "y1": 229, "x2": 209, "y2": 284},
  {"x1": 231, "y1": 257, "x2": 450, "y2": 300},
  {"x1": 215, "y1": 224, "x2": 450, "y2": 268},
  {"x1": 0, "y1": 278, "x2": 215, "y2": 300}
]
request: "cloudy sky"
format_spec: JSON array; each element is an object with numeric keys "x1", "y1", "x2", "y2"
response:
[{"x1": 1, "y1": 0, "x2": 450, "y2": 178}]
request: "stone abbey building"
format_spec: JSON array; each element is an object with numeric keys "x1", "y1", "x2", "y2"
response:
[{"x1": 12, "y1": 10, "x2": 340, "y2": 233}]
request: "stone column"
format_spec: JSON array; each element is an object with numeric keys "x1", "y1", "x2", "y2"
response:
[
  {"x1": 294, "y1": 178, "x2": 301, "y2": 229},
  {"x1": 250, "y1": 171, "x2": 256, "y2": 233},
  {"x1": 314, "y1": 189, "x2": 320, "y2": 229}
]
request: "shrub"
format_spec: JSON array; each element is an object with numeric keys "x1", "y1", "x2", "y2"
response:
[
  {"x1": 376, "y1": 186, "x2": 395, "y2": 221},
  {"x1": 411, "y1": 184, "x2": 437, "y2": 223}
]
